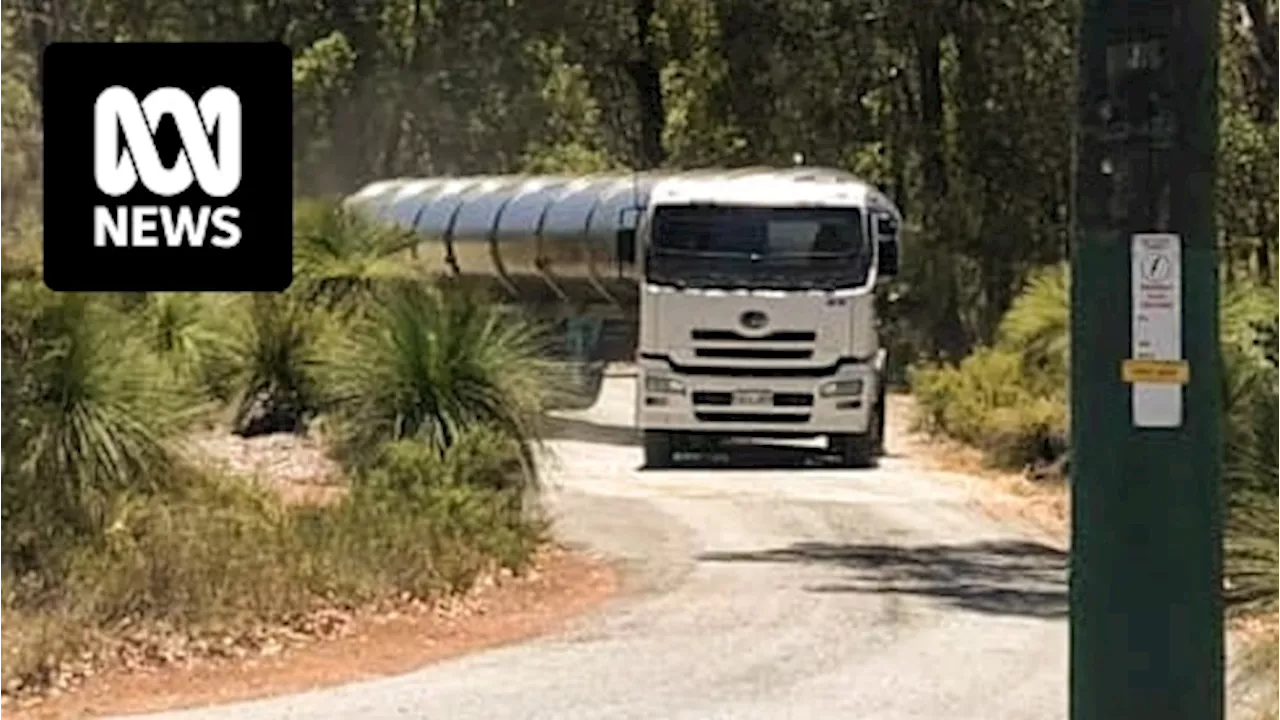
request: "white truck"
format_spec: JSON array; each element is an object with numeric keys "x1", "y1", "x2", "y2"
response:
[{"x1": 346, "y1": 166, "x2": 902, "y2": 468}]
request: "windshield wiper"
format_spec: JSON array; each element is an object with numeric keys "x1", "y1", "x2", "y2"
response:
[
  {"x1": 767, "y1": 250, "x2": 862, "y2": 259},
  {"x1": 646, "y1": 273, "x2": 688, "y2": 288},
  {"x1": 651, "y1": 248, "x2": 755, "y2": 259}
]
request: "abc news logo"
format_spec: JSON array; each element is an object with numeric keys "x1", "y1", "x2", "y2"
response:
[
  {"x1": 93, "y1": 86, "x2": 242, "y2": 249},
  {"x1": 42, "y1": 42, "x2": 292, "y2": 292}
]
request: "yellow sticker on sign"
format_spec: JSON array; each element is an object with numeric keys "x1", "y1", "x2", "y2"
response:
[{"x1": 1122, "y1": 359, "x2": 1190, "y2": 385}]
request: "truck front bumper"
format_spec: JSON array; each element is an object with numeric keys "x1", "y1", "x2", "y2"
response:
[{"x1": 636, "y1": 360, "x2": 879, "y2": 437}]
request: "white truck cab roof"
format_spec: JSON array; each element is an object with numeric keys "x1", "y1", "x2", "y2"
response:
[
  {"x1": 649, "y1": 170, "x2": 902, "y2": 227},
  {"x1": 652, "y1": 171, "x2": 874, "y2": 209}
]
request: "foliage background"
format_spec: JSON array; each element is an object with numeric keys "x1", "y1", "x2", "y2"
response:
[{"x1": 3, "y1": 0, "x2": 1275, "y2": 617}]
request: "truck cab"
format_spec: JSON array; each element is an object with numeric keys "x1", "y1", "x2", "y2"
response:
[{"x1": 633, "y1": 172, "x2": 901, "y2": 467}]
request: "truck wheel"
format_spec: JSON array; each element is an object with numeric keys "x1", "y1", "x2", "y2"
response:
[
  {"x1": 831, "y1": 433, "x2": 877, "y2": 468},
  {"x1": 644, "y1": 430, "x2": 674, "y2": 468}
]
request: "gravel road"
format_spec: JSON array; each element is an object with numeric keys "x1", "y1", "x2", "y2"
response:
[{"x1": 120, "y1": 374, "x2": 1068, "y2": 720}]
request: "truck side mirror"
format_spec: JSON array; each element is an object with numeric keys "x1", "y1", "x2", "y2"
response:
[
  {"x1": 875, "y1": 215, "x2": 900, "y2": 278},
  {"x1": 875, "y1": 215, "x2": 898, "y2": 236},
  {"x1": 616, "y1": 206, "x2": 641, "y2": 268}
]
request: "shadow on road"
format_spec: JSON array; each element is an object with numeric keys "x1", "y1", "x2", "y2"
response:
[
  {"x1": 664, "y1": 444, "x2": 847, "y2": 470},
  {"x1": 542, "y1": 416, "x2": 886, "y2": 470},
  {"x1": 542, "y1": 415, "x2": 641, "y2": 446},
  {"x1": 699, "y1": 540, "x2": 1067, "y2": 618}
]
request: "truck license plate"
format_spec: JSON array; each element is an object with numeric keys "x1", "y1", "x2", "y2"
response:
[{"x1": 733, "y1": 390, "x2": 773, "y2": 406}]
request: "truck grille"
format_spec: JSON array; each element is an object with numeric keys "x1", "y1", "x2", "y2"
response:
[
  {"x1": 694, "y1": 347, "x2": 813, "y2": 360},
  {"x1": 692, "y1": 391, "x2": 814, "y2": 407},
  {"x1": 689, "y1": 328, "x2": 817, "y2": 363},
  {"x1": 694, "y1": 412, "x2": 812, "y2": 424}
]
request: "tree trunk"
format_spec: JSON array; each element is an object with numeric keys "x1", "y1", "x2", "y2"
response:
[
  {"x1": 718, "y1": 0, "x2": 779, "y2": 160},
  {"x1": 626, "y1": 0, "x2": 665, "y2": 169},
  {"x1": 913, "y1": 9, "x2": 969, "y2": 360},
  {"x1": 25, "y1": 0, "x2": 53, "y2": 107}
]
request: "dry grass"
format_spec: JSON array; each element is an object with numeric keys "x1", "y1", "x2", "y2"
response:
[
  {"x1": 1231, "y1": 616, "x2": 1279, "y2": 720},
  {"x1": 888, "y1": 393, "x2": 1069, "y2": 544},
  {"x1": 5, "y1": 546, "x2": 615, "y2": 720},
  {"x1": 1, "y1": 447, "x2": 545, "y2": 702}
]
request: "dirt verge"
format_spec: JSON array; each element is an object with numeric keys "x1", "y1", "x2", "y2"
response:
[
  {"x1": 5, "y1": 429, "x2": 620, "y2": 718},
  {"x1": 886, "y1": 393, "x2": 1069, "y2": 546},
  {"x1": 5, "y1": 546, "x2": 617, "y2": 720}
]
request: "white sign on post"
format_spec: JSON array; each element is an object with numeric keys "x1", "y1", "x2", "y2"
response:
[{"x1": 1130, "y1": 233, "x2": 1183, "y2": 428}]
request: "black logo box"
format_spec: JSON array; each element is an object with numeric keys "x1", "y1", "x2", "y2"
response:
[{"x1": 42, "y1": 42, "x2": 293, "y2": 292}]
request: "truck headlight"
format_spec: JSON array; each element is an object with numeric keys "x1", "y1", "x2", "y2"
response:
[
  {"x1": 645, "y1": 375, "x2": 686, "y2": 395},
  {"x1": 819, "y1": 379, "x2": 864, "y2": 397}
]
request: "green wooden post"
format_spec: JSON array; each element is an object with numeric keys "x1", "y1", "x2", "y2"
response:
[{"x1": 1071, "y1": 1, "x2": 1225, "y2": 719}]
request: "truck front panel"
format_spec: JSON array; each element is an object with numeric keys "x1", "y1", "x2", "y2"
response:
[{"x1": 636, "y1": 290, "x2": 880, "y2": 437}]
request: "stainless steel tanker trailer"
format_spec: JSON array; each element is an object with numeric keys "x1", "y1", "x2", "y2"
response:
[{"x1": 345, "y1": 166, "x2": 903, "y2": 468}]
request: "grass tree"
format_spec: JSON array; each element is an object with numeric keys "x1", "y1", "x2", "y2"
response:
[
  {"x1": 1223, "y1": 396, "x2": 1279, "y2": 613},
  {"x1": 207, "y1": 293, "x2": 329, "y2": 437},
  {"x1": 1, "y1": 286, "x2": 200, "y2": 567},
  {"x1": 131, "y1": 293, "x2": 229, "y2": 388},
  {"x1": 996, "y1": 262, "x2": 1070, "y2": 393},
  {"x1": 291, "y1": 198, "x2": 423, "y2": 314},
  {"x1": 323, "y1": 282, "x2": 551, "y2": 489}
]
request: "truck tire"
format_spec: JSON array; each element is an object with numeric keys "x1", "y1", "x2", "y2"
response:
[
  {"x1": 831, "y1": 433, "x2": 877, "y2": 468},
  {"x1": 644, "y1": 430, "x2": 674, "y2": 468},
  {"x1": 831, "y1": 401, "x2": 882, "y2": 468}
]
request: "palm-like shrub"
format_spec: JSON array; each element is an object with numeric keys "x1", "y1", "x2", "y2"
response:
[
  {"x1": 178, "y1": 198, "x2": 417, "y2": 435},
  {"x1": 131, "y1": 293, "x2": 228, "y2": 386},
  {"x1": 1220, "y1": 280, "x2": 1278, "y2": 382},
  {"x1": 323, "y1": 282, "x2": 550, "y2": 487},
  {"x1": 997, "y1": 262, "x2": 1069, "y2": 395},
  {"x1": 204, "y1": 294, "x2": 328, "y2": 436},
  {"x1": 292, "y1": 198, "x2": 422, "y2": 313},
  {"x1": 1222, "y1": 363, "x2": 1278, "y2": 613},
  {"x1": 1221, "y1": 295, "x2": 1278, "y2": 613},
  {"x1": 1, "y1": 286, "x2": 198, "y2": 566}
]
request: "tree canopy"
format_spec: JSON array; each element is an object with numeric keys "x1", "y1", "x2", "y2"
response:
[{"x1": 4, "y1": 0, "x2": 1276, "y2": 360}]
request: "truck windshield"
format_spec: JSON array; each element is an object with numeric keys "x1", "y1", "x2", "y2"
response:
[{"x1": 646, "y1": 205, "x2": 871, "y2": 290}]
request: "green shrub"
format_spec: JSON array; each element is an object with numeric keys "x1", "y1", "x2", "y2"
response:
[
  {"x1": 1220, "y1": 280, "x2": 1279, "y2": 366},
  {"x1": 910, "y1": 258, "x2": 1277, "y2": 624},
  {"x1": 292, "y1": 198, "x2": 422, "y2": 313},
  {"x1": 310, "y1": 431, "x2": 546, "y2": 598},
  {"x1": 982, "y1": 397, "x2": 1069, "y2": 469},
  {"x1": 0, "y1": 214, "x2": 551, "y2": 696},
  {"x1": 909, "y1": 347, "x2": 1065, "y2": 467},
  {"x1": 58, "y1": 477, "x2": 305, "y2": 625},
  {"x1": 996, "y1": 263, "x2": 1070, "y2": 395},
  {"x1": 1225, "y1": 487, "x2": 1279, "y2": 614},
  {"x1": 908, "y1": 264, "x2": 1071, "y2": 469},
  {"x1": 0, "y1": 233, "x2": 41, "y2": 283},
  {"x1": 2, "y1": 435, "x2": 544, "y2": 691},
  {"x1": 1223, "y1": 360, "x2": 1278, "y2": 613},
  {"x1": 137, "y1": 199, "x2": 435, "y2": 433},
  {"x1": 908, "y1": 262, "x2": 1276, "y2": 477},
  {"x1": 130, "y1": 293, "x2": 231, "y2": 394},
  {"x1": 322, "y1": 282, "x2": 551, "y2": 483},
  {"x1": 202, "y1": 293, "x2": 329, "y2": 436},
  {"x1": 1, "y1": 288, "x2": 202, "y2": 568}
]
